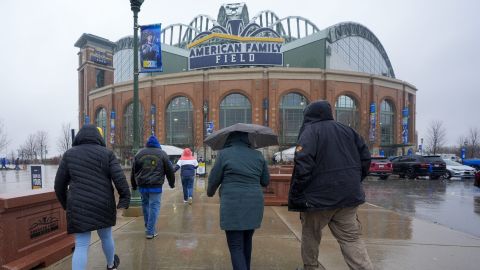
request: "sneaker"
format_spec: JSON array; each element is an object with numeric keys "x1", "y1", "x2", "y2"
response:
[
  {"x1": 188, "y1": 197, "x2": 193, "y2": 205},
  {"x1": 183, "y1": 200, "x2": 188, "y2": 203},
  {"x1": 146, "y1": 232, "x2": 158, "y2": 239},
  {"x1": 107, "y1": 254, "x2": 120, "y2": 270}
]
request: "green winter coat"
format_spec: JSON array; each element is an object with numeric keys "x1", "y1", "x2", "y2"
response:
[{"x1": 207, "y1": 132, "x2": 270, "y2": 231}]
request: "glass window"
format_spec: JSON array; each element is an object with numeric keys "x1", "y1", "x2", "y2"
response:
[
  {"x1": 95, "y1": 69, "x2": 105, "y2": 88},
  {"x1": 166, "y1": 96, "x2": 193, "y2": 147},
  {"x1": 380, "y1": 100, "x2": 394, "y2": 145},
  {"x1": 279, "y1": 93, "x2": 307, "y2": 145},
  {"x1": 95, "y1": 107, "x2": 107, "y2": 141},
  {"x1": 219, "y1": 93, "x2": 252, "y2": 128},
  {"x1": 327, "y1": 36, "x2": 392, "y2": 78},
  {"x1": 123, "y1": 102, "x2": 144, "y2": 147},
  {"x1": 335, "y1": 95, "x2": 359, "y2": 130}
]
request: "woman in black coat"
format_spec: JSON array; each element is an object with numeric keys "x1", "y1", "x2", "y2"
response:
[{"x1": 54, "y1": 125, "x2": 130, "y2": 270}]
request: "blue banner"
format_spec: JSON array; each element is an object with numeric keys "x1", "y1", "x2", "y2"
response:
[
  {"x1": 150, "y1": 105, "x2": 156, "y2": 136},
  {"x1": 110, "y1": 111, "x2": 116, "y2": 145},
  {"x1": 402, "y1": 107, "x2": 409, "y2": 144},
  {"x1": 369, "y1": 103, "x2": 376, "y2": 142},
  {"x1": 140, "y1": 24, "x2": 163, "y2": 73}
]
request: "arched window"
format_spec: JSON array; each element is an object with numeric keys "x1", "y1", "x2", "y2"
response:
[
  {"x1": 95, "y1": 107, "x2": 107, "y2": 141},
  {"x1": 335, "y1": 95, "x2": 359, "y2": 130},
  {"x1": 124, "y1": 102, "x2": 144, "y2": 146},
  {"x1": 166, "y1": 96, "x2": 193, "y2": 147},
  {"x1": 279, "y1": 92, "x2": 307, "y2": 145},
  {"x1": 219, "y1": 93, "x2": 252, "y2": 128},
  {"x1": 380, "y1": 100, "x2": 395, "y2": 145}
]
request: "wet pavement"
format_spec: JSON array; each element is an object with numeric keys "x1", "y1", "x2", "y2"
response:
[
  {"x1": 2, "y1": 168, "x2": 480, "y2": 269},
  {"x1": 363, "y1": 176, "x2": 480, "y2": 237},
  {"x1": 42, "y1": 175, "x2": 480, "y2": 270}
]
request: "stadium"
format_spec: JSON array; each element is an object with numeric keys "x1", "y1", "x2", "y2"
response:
[{"x1": 75, "y1": 2, "x2": 417, "y2": 161}]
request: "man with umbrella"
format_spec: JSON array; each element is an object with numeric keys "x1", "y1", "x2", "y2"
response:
[{"x1": 206, "y1": 123, "x2": 275, "y2": 270}]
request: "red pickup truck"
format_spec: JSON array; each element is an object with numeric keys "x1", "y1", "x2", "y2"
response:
[{"x1": 368, "y1": 157, "x2": 393, "y2": 180}]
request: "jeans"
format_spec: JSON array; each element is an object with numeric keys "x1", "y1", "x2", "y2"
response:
[
  {"x1": 181, "y1": 176, "x2": 195, "y2": 201},
  {"x1": 141, "y1": 192, "x2": 162, "y2": 235},
  {"x1": 72, "y1": 227, "x2": 114, "y2": 270},
  {"x1": 225, "y1": 230, "x2": 255, "y2": 270}
]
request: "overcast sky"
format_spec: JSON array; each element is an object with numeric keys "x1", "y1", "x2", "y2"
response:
[{"x1": 1, "y1": 0, "x2": 479, "y2": 157}]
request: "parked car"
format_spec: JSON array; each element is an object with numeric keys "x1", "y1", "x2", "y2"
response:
[
  {"x1": 443, "y1": 159, "x2": 476, "y2": 179},
  {"x1": 392, "y1": 155, "x2": 446, "y2": 179},
  {"x1": 368, "y1": 157, "x2": 393, "y2": 179},
  {"x1": 423, "y1": 155, "x2": 447, "y2": 179}
]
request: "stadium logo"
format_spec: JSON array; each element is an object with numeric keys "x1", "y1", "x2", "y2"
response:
[{"x1": 188, "y1": 19, "x2": 284, "y2": 70}]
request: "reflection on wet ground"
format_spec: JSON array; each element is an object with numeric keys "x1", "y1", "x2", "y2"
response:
[
  {"x1": 363, "y1": 176, "x2": 480, "y2": 237},
  {"x1": 3, "y1": 167, "x2": 480, "y2": 269}
]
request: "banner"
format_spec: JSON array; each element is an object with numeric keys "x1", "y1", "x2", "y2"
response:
[
  {"x1": 140, "y1": 24, "x2": 163, "y2": 73},
  {"x1": 31, "y1": 165, "x2": 42, "y2": 189},
  {"x1": 369, "y1": 103, "x2": 376, "y2": 142},
  {"x1": 402, "y1": 107, "x2": 409, "y2": 144},
  {"x1": 110, "y1": 111, "x2": 116, "y2": 145},
  {"x1": 150, "y1": 105, "x2": 156, "y2": 136}
]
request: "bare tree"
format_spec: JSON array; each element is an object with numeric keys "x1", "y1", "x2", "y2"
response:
[
  {"x1": 8, "y1": 150, "x2": 15, "y2": 165},
  {"x1": 426, "y1": 120, "x2": 447, "y2": 155},
  {"x1": 0, "y1": 119, "x2": 8, "y2": 152},
  {"x1": 23, "y1": 134, "x2": 38, "y2": 162},
  {"x1": 35, "y1": 131, "x2": 48, "y2": 162},
  {"x1": 57, "y1": 123, "x2": 72, "y2": 154},
  {"x1": 468, "y1": 127, "x2": 480, "y2": 158}
]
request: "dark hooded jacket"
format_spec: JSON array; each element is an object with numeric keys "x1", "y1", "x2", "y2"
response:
[
  {"x1": 207, "y1": 132, "x2": 270, "y2": 230},
  {"x1": 130, "y1": 135, "x2": 175, "y2": 190},
  {"x1": 288, "y1": 100, "x2": 371, "y2": 212},
  {"x1": 54, "y1": 124, "x2": 131, "y2": 234}
]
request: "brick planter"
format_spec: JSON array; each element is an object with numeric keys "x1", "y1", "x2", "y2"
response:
[
  {"x1": 0, "y1": 190, "x2": 74, "y2": 270},
  {"x1": 263, "y1": 174, "x2": 292, "y2": 206}
]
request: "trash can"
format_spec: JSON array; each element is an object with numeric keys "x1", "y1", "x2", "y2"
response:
[{"x1": 0, "y1": 190, "x2": 74, "y2": 270}]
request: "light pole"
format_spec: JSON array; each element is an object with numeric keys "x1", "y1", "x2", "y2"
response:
[
  {"x1": 126, "y1": 0, "x2": 144, "y2": 217},
  {"x1": 130, "y1": 0, "x2": 144, "y2": 155}
]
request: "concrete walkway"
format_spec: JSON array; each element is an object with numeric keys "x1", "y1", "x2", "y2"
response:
[{"x1": 46, "y1": 177, "x2": 480, "y2": 270}]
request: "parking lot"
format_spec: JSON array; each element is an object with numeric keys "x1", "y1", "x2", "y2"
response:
[{"x1": 363, "y1": 175, "x2": 480, "y2": 237}]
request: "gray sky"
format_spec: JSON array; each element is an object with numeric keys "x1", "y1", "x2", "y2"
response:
[{"x1": 1, "y1": 0, "x2": 479, "y2": 157}]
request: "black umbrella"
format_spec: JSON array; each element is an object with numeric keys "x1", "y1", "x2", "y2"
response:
[{"x1": 204, "y1": 123, "x2": 278, "y2": 150}]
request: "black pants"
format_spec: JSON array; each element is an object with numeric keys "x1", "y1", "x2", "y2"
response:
[{"x1": 225, "y1": 230, "x2": 255, "y2": 270}]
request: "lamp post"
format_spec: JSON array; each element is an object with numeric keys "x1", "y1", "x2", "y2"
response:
[
  {"x1": 126, "y1": 0, "x2": 144, "y2": 217},
  {"x1": 130, "y1": 0, "x2": 144, "y2": 155}
]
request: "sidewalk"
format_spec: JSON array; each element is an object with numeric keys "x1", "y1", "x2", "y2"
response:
[{"x1": 46, "y1": 177, "x2": 480, "y2": 270}]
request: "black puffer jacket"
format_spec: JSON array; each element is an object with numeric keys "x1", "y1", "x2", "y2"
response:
[
  {"x1": 130, "y1": 146, "x2": 175, "y2": 189},
  {"x1": 54, "y1": 125, "x2": 131, "y2": 234},
  {"x1": 288, "y1": 100, "x2": 371, "y2": 212}
]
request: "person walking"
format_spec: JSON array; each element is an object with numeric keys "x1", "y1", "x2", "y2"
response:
[
  {"x1": 175, "y1": 148, "x2": 198, "y2": 204},
  {"x1": 0, "y1": 157, "x2": 6, "y2": 169},
  {"x1": 54, "y1": 125, "x2": 131, "y2": 270},
  {"x1": 207, "y1": 131, "x2": 270, "y2": 270},
  {"x1": 131, "y1": 135, "x2": 175, "y2": 239},
  {"x1": 288, "y1": 100, "x2": 373, "y2": 270}
]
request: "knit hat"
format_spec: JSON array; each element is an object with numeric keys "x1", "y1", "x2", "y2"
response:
[
  {"x1": 180, "y1": 148, "x2": 195, "y2": 160},
  {"x1": 145, "y1": 135, "x2": 161, "y2": 148}
]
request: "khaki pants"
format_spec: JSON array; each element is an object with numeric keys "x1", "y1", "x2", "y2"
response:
[{"x1": 300, "y1": 206, "x2": 373, "y2": 270}]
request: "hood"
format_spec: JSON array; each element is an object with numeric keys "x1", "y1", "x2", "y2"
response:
[
  {"x1": 180, "y1": 148, "x2": 195, "y2": 160},
  {"x1": 73, "y1": 124, "x2": 106, "y2": 147},
  {"x1": 303, "y1": 100, "x2": 334, "y2": 124},
  {"x1": 224, "y1": 131, "x2": 250, "y2": 148},
  {"x1": 146, "y1": 135, "x2": 161, "y2": 148}
]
